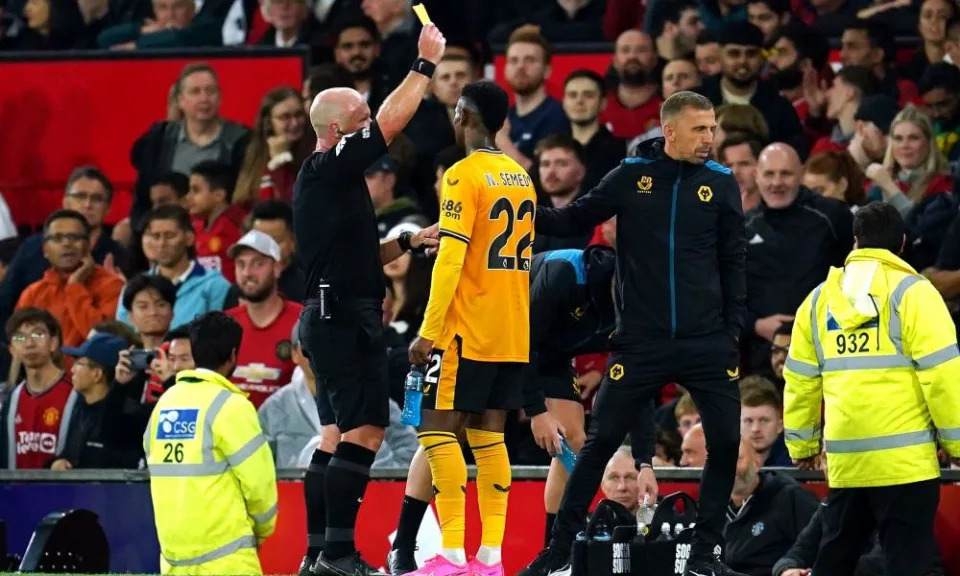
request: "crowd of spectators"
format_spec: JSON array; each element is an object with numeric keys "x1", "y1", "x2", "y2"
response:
[{"x1": 1, "y1": 0, "x2": 959, "y2": 492}]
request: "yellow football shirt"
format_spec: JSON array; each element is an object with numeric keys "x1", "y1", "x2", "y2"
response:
[{"x1": 420, "y1": 148, "x2": 536, "y2": 363}]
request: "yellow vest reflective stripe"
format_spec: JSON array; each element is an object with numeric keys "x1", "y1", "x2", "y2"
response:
[
  {"x1": 888, "y1": 275, "x2": 922, "y2": 352},
  {"x1": 783, "y1": 284, "x2": 825, "y2": 445},
  {"x1": 824, "y1": 429, "x2": 936, "y2": 453},
  {"x1": 916, "y1": 346, "x2": 960, "y2": 370},
  {"x1": 164, "y1": 534, "x2": 257, "y2": 567}
]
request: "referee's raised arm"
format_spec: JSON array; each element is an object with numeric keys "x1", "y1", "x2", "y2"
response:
[
  {"x1": 306, "y1": 23, "x2": 446, "y2": 156},
  {"x1": 375, "y1": 24, "x2": 446, "y2": 144}
]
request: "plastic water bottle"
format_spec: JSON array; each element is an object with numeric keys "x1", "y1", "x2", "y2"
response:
[
  {"x1": 555, "y1": 435, "x2": 578, "y2": 472},
  {"x1": 636, "y1": 493, "x2": 656, "y2": 537},
  {"x1": 655, "y1": 522, "x2": 672, "y2": 542},
  {"x1": 401, "y1": 365, "x2": 424, "y2": 426}
]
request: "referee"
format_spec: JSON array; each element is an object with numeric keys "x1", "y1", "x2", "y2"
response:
[
  {"x1": 519, "y1": 91, "x2": 748, "y2": 576},
  {"x1": 293, "y1": 23, "x2": 445, "y2": 576}
]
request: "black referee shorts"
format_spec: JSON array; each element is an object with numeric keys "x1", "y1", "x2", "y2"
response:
[{"x1": 299, "y1": 301, "x2": 390, "y2": 432}]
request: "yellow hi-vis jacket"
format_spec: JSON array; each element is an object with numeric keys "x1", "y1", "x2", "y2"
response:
[
  {"x1": 784, "y1": 249, "x2": 960, "y2": 488},
  {"x1": 144, "y1": 368, "x2": 278, "y2": 575}
]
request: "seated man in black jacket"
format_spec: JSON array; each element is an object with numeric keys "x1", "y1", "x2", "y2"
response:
[
  {"x1": 723, "y1": 437, "x2": 819, "y2": 576},
  {"x1": 50, "y1": 333, "x2": 145, "y2": 470}
]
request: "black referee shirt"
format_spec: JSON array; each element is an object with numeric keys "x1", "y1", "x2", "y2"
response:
[{"x1": 292, "y1": 121, "x2": 389, "y2": 301}]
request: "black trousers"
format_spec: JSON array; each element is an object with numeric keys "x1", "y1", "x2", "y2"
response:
[
  {"x1": 814, "y1": 478, "x2": 940, "y2": 576},
  {"x1": 549, "y1": 332, "x2": 741, "y2": 560}
]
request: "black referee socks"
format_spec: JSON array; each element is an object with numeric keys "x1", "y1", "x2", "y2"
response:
[
  {"x1": 305, "y1": 449, "x2": 332, "y2": 561},
  {"x1": 324, "y1": 442, "x2": 377, "y2": 561}
]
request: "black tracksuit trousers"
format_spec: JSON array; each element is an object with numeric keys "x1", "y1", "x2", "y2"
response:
[{"x1": 548, "y1": 332, "x2": 742, "y2": 562}]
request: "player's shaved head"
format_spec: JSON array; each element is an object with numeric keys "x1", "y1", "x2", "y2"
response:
[{"x1": 309, "y1": 87, "x2": 373, "y2": 151}]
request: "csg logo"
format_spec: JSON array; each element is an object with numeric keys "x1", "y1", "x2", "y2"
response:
[
  {"x1": 156, "y1": 409, "x2": 199, "y2": 441},
  {"x1": 442, "y1": 200, "x2": 463, "y2": 220}
]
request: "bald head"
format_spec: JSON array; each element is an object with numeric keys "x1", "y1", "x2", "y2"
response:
[
  {"x1": 309, "y1": 87, "x2": 371, "y2": 150},
  {"x1": 680, "y1": 423, "x2": 707, "y2": 467},
  {"x1": 755, "y1": 142, "x2": 803, "y2": 209},
  {"x1": 758, "y1": 143, "x2": 801, "y2": 170},
  {"x1": 601, "y1": 446, "x2": 640, "y2": 512}
]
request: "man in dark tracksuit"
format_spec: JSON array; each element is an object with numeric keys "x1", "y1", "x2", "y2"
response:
[
  {"x1": 524, "y1": 246, "x2": 619, "y2": 420},
  {"x1": 520, "y1": 91, "x2": 747, "y2": 576},
  {"x1": 525, "y1": 246, "x2": 657, "y2": 546}
]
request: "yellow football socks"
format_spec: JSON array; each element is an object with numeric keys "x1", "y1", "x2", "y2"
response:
[
  {"x1": 467, "y1": 428, "x2": 511, "y2": 551},
  {"x1": 418, "y1": 431, "x2": 467, "y2": 551}
]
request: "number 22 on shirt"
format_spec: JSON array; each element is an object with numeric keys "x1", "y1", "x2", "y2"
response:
[{"x1": 435, "y1": 151, "x2": 536, "y2": 362}]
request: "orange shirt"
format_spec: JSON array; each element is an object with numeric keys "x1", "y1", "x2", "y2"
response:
[{"x1": 16, "y1": 266, "x2": 124, "y2": 347}]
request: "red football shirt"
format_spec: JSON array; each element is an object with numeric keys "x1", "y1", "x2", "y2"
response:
[
  {"x1": 193, "y1": 205, "x2": 246, "y2": 283},
  {"x1": 599, "y1": 92, "x2": 662, "y2": 140},
  {"x1": 9, "y1": 373, "x2": 75, "y2": 469},
  {"x1": 226, "y1": 300, "x2": 303, "y2": 409}
]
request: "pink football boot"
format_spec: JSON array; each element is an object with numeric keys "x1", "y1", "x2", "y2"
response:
[
  {"x1": 468, "y1": 557, "x2": 505, "y2": 576},
  {"x1": 404, "y1": 554, "x2": 470, "y2": 576}
]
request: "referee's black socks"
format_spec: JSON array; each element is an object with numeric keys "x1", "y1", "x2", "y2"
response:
[
  {"x1": 305, "y1": 449, "x2": 332, "y2": 562},
  {"x1": 324, "y1": 442, "x2": 377, "y2": 560}
]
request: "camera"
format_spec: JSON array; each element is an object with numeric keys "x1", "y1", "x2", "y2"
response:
[{"x1": 128, "y1": 349, "x2": 158, "y2": 372}]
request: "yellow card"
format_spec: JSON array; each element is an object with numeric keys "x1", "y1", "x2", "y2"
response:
[{"x1": 412, "y1": 3, "x2": 432, "y2": 25}]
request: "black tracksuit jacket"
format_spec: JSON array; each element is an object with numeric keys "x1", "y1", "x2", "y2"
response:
[
  {"x1": 535, "y1": 137, "x2": 747, "y2": 347},
  {"x1": 723, "y1": 471, "x2": 820, "y2": 576},
  {"x1": 523, "y1": 245, "x2": 618, "y2": 416}
]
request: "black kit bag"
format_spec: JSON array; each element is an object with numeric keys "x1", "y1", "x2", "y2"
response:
[{"x1": 572, "y1": 491, "x2": 699, "y2": 576}]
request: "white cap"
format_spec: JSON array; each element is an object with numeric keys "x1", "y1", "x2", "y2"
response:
[{"x1": 227, "y1": 230, "x2": 281, "y2": 261}]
